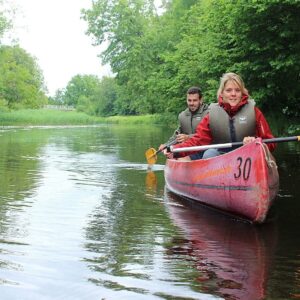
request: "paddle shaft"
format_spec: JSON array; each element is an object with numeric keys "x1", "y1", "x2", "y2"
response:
[{"x1": 171, "y1": 136, "x2": 300, "y2": 153}]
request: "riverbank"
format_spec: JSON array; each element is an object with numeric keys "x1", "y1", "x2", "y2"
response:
[
  {"x1": 0, "y1": 109, "x2": 102, "y2": 126},
  {"x1": 0, "y1": 109, "x2": 298, "y2": 135},
  {"x1": 0, "y1": 109, "x2": 167, "y2": 126}
]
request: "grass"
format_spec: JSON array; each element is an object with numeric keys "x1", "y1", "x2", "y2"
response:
[
  {"x1": 105, "y1": 114, "x2": 165, "y2": 125},
  {"x1": 0, "y1": 109, "x2": 170, "y2": 127},
  {"x1": 0, "y1": 109, "x2": 106, "y2": 126}
]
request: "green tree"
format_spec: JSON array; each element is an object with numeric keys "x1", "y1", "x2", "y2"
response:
[
  {"x1": 83, "y1": 0, "x2": 159, "y2": 115},
  {"x1": 63, "y1": 74, "x2": 102, "y2": 113},
  {"x1": 143, "y1": 0, "x2": 202, "y2": 114},
  {"x1": 82, "y1": 0, "x2": 300, "y2": 118},
  {"x1": 228, "y1": 0, "x2": 300, "y2": 115},
  {"x1": 0, "y1": 0, "x2": 13, "y2": 40},
  {"x1": 0, "y1": 45, "x2": 47, "y2": 109},
  {"x1": 50, "y1": 88, "x2": 66, "y2": 105},
  {"x1": 157, "y1": 0, "x2": 300, "y2": 115},
  {"x1": 94, "y1": 76, "x2": 117, "y2": 116}
]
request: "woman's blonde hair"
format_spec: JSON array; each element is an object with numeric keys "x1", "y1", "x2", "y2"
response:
[{"x1": 217, "y1": 72, "x2": 249, "y2": 97}]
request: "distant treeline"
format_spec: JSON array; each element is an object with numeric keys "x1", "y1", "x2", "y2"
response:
[{"x1": 0, "y1": 0, "x2": 299, "y2": 121}]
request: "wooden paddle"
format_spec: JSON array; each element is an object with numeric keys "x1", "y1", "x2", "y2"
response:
[
  {"x1": 145, "y1": 139, "x2": 178, "y2": 165},
  {"x1": 170, "y1": 136, "x2": 300, "y2": 154}
]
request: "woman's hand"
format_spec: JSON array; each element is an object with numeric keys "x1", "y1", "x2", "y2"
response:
[{"x1": 243, "y1": 136, "x2": 256, "y2": 144}]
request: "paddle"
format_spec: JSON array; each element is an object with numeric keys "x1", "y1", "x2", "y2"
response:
[
  {"x1": 169, "y1": 136, "x2": 300, "y2": 154},
  {"x1": 145, "y1": 138, "x2": 178, "y2": 165}
]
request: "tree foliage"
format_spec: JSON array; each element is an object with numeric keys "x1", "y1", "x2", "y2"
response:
[
  {"x1": 0, "y1": 4, "x2": 48, "y2": 111},
  {"x1": 0, "y1": 45, "x2": 47, "y2": 109},
  {"x1": 54, "y1": 74, "x2": 118, "y2": 117},
  {"x1": 0, "y1": 0, "x2": 13, "y2": 40},
  {"x1": 94, "y1": 76, "x2": 118, "y2": 116},
  {"x1": 82, "y1": 0, "x2": 300, "y2": 118},
  {"x1": 82, "y1": 0, "x2": 159, "y2": 115}
]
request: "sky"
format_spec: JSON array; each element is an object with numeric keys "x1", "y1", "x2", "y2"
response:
[{"x1": 9, "y1": 0, "x2": 111, "y2": 96}]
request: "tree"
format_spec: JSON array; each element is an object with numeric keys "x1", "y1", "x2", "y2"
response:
[
  {"x1": 94, "y1": 76, "x2": 117, "y2": 116},
  {"x1": 82, "y1": 0, "x2": 300, "y2": 118},
  {"x1": 0, "y1": 45, "x2": 47, "y2": 109},
  {"x1": 228, "y1": 1, "x2": 300, "y2": 115},
  {"x1": 50, "y1": 88, "x2": 66, "y2": 105},
  {"x1": 155, "y1": 0, "x2": 300, "y2": 115},
  {"x1": 0, "y1": 0, "x2": 13, "y2": 40},
  {"x1": 62, "y1": 74, "x2": 103, "y2": 115},
  {"x1": 143, "y1": 0, "x2": 205, "y2": 114},
  {"x1": 63, "y1": 75, "x2": 100, "y2": 106},
  {"x1": 82, "y1": 0, "x2": 159, "y2": 115}
]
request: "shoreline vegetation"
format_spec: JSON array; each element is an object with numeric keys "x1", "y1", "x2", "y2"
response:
[
  {"x1": 0, "y1": 109, "x2": 298, "y2": 135},
  {"x1": 0, "y1": 109, "x2": 167, "y2": 126}
]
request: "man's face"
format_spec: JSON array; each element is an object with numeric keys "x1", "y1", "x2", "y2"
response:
[{"x1": 187, "y1": 93, "x2": 202, "y2": 112}]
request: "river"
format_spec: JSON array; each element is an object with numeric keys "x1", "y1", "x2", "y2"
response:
[{"x1": 0, "y1": 125, "x2": 299, "y2": 299}]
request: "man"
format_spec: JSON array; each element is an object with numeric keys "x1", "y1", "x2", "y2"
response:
[{"x1": 159, "y1": 86, "x2": 209, "y2": 150}]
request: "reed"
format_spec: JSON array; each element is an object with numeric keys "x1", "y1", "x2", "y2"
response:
[
  {"x1": 0, "y1": 109, "x2": 104, "y2": 126},
  {"x1": 0, "y1": 110, "x2": 164, "y2": 126},
  {"x1": 105, "y1": 114, "x2": 162, "y2": 125}
]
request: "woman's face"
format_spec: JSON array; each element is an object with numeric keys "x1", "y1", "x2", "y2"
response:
[{"x1": 221, "y1": 80, "x2": 242, "y2": 107}]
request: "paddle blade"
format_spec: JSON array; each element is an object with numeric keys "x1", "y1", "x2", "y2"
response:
[{"x1": 145, "y1": 148, "x2": 157, "y2": 165}]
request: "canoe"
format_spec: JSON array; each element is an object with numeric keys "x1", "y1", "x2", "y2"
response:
[
  {"x1": 164, "y1": 138, "x2": 279, "y2": 223},
  {"x1": 164, "y1": 190, "x2": 277, "y2": 299}
]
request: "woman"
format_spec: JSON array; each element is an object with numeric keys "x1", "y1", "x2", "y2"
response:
[{"x1": 165, "y1": 72, "x2": 276, "y2": 160}]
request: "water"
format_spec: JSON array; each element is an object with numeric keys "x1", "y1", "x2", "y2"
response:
[{"x1": 0, "y1": 125, "x2": 299, "y2": 299}]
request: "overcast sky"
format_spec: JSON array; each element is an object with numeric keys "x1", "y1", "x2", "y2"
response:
[{"x1": 9, "y1": 0, "x2": 111, "y2": 96}]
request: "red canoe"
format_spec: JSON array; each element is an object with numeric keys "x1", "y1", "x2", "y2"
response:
[{"x1": 164, "y1": 138, "x2": 279, "y2": 223}]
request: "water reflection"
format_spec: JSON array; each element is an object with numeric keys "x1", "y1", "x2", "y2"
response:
[
  {"x1": 145, "y1": 170, "x2": 157, "y2": 193},
  {"x1": 164, "y1": 190, "x2": 277, "y2": 300}
]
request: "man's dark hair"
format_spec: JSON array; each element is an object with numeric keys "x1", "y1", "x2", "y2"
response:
[{"x1": 187, "y1": 86, "x2": 202, "y2": 97}]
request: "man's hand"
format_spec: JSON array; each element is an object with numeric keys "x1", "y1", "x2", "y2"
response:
[
  {"x1": 158, "y1": 144, "x2": 166, "y2": 151},
  {"x1": 163, "y1": 148, "x2": 174, "y2": 159},
  {"x1": 176, "y1": 134, "x2": 189, "y2": 143}
]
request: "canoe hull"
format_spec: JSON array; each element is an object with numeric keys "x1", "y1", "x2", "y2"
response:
[{"x1": 164, "y1": 139, "x2": 279, "y2": 223}]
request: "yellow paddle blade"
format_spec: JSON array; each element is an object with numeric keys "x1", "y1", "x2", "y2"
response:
[{"x1": 145, "y1": 148, "x2": 157, "y2": 165}]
